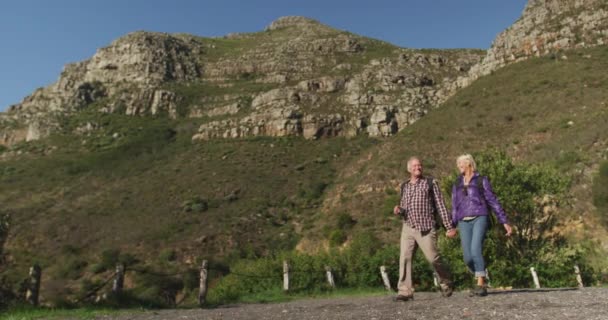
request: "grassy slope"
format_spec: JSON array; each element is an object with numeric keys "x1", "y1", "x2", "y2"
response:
[
  {"x1": 316, "y1": 46, "x2": 608, "y2": 257},
  {"x1": 0, "y1": 111, "x2": 378, "y2": 298}
]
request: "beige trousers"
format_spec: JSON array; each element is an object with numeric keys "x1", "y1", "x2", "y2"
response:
[{"x1": 398, "y1": 223, "x2": 452, "y2": 296}]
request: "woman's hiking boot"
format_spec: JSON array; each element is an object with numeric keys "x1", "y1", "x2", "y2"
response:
[{"x1": 469, "y1": 285, "x2": 488, "y2": 297}]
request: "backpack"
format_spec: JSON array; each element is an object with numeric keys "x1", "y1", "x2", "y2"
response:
[{"x1": 461, "y1": 175, "x2": 496, "y2": 229}]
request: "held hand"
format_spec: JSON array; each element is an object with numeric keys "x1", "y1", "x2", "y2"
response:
[
  {"x1": 446, "y1": 229, "x2": 457, "y2": 238},
  {"x1": 503, "y1": 224, "x2": 513, "y2": 237},
  {"x1": 393, "y1": 206, "x2": 401, "y2": 216}
]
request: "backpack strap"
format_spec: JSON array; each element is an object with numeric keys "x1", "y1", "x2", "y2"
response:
[
  {"x1": 427, "y1": 177, "x2": 441, "y2": 228},
  {"x1": 477, "y1": 175, "x2": 486, "y2": 204},
  {"x1": 427, "y1": 177, "x2": 437, "y2": 211}
]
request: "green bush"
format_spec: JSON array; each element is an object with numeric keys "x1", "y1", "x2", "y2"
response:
[
  {"x1": 92, "y1": 249, "x2": 138, "y2": 274},
  {"x1": 207, "y1": 232, "x2": 439, "y2": 304},
  {"x1": 182, "y1": 196, "x2": 208, "y2": 213},
  {"x1": 158, "y1": 249, "x2": 177, "y2": 262},
  {"x1": 336, "y1": 213, "x2": 356, "y2": 230},
  {"x1": 441, "y1": 150, "x2": 591, "y2": 288},
  {"x1": 328, "y1": 230, "x2": 347, "y2": 247},
  {"x1": 56, "y1": 258, "x2": 88, "y2": 280},
  {"x1": 131, "y1": 271, "x2": 184, "y2": 308}
]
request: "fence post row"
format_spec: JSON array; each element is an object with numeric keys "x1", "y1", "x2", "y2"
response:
[
  {"x1": 325, "y1": 266, "x2": 335, "y2": 288},
  {"x1": 283, "y1": 260, "x2": 290, "y2": 292},
  {"x1": 25, "y1": 264, "x2": 41, "y2": 306},
  {"x1": 112, "y1": 264, "x2": 125, "y2": 293},
  {"x1": 199, "y1": 260, "x2": 209, "y2": 307},
  {"x1": 380, "y1": 266, "x2": 392, "y2": 292},
  {"x1": 17, "y1": 258, "x2": 590, "y2": 307}
]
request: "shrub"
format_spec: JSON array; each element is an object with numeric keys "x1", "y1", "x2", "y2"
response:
[
  {"x1": 56, "y1": 258, "x2": 88, "y2": 280},
  {"x1": 336, "y1": 213, "x2": 356, "y2": 230},
  {"x1": 131, "y1": 271, "x2": 184, "y2": 308},
  {"x1": 92, "y1": 249, "x2": 138, "y2": 274},
  {"x1": 207, "y1": 232, "x2": 437, "y2": 305},
  {"x1": 441, "y1": 150, "x2": 591, "y2": 288},
  {"x1": 158, "y1": 249, "x2": 177, "y2": 262},
  {"x1": 182, "y1": 196, "x2": 208, "y2": 213},
  {"x1": 328, "y1": 230, "x2": 347, "y2": 247}
]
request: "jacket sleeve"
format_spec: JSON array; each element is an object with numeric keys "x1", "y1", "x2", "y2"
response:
[
  {"x1": 431, "y1": 180, "x2": 454, "y2": 230},
  {"x1": 481, "y1": 176, "x2": 509, "y2": 224}
]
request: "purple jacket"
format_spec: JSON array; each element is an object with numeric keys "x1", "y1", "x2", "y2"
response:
[{"x1": 451, "y1": 172, "x2": 508, "y2": 226}]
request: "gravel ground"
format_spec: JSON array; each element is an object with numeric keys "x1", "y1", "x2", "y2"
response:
[{"x1": 99, "y1": 288, "x2": 608, "y2": 320}]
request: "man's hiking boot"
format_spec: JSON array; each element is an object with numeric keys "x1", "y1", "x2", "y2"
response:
[
  {"x1": 440, "y1": 283, "x2": 454, "y2": 297},
  {"x1": 469, "y1": 285, "x2": 488, "y2": 297},
  {"x1": 394, "y1": 294, "x2": 413, "y2": 302}
]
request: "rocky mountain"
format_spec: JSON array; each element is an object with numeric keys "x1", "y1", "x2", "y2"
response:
[
  {"x1": 0, "y1": 16, "x2": 483, "y2": 145},
  {"x1": 3, "y1": 1, "x2": 608, "y2": 147},
  {"x1": 1, "y1": 1, "x2": 608, "y2": 305}
]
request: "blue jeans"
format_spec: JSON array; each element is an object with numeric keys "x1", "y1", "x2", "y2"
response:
[{"x1": 458, "y1": 215, "x2": 488, "y2": 277}]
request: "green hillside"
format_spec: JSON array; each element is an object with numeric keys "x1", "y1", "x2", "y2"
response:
[
  {"x1": 1, "y1": 46, "x2": 608, "y2": 305},
  {"x1": 0, "y1": 113, "x2": 378, "y2": 300}
]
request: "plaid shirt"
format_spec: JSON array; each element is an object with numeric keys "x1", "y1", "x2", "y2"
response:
[{"x1": 399, "y1": 176, "x2": 453, "y2": 231}]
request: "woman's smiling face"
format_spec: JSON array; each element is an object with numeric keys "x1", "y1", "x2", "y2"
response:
[{"x1": 457, "y1": 160, "x2": 469, "y2": 174}]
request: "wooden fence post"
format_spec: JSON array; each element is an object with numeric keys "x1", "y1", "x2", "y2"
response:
[
  {"x1": 283, "y1": 260, "x2": 289, "y2": 292},
  {"x1": 199, "y1": 260, "x2": 209, "y2": 307},
  {"x1": 112, "y1": 264, "x2": 125, "y2": 293},
  {"x1": 574, "y1": 265, "x2": 584, "y2": 288},
  {"x1": 530, "y1": 267, "x2": 540, "y2": 289},
  {"x1": 379, "y1": 266, "x2": 392, "y2": 292},
  {"x1": 25, "y1": 264, "x2": 41, "y2": 306},
  {"x1": 432, "y1": 272, "x2": 439, "y2": 288},
  {"x1": 325, "y1": 266, "x2": 335, "y2": 288}
]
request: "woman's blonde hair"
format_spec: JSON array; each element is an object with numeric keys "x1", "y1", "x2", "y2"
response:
[{"x1": 456, "y1": 154, "x2": 477, "y2": 171}]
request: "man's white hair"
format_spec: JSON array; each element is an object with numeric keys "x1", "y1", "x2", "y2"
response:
[
  {"x1": 407, "y1": 156, "x2": 421, "y2": 171},
  {"x1": 456, "y1": 154, "x2": 477, "y2": 171}
]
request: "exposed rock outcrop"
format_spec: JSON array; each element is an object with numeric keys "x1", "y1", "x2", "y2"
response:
[
  {"x1": 0, "y1": 16, "x2": 483, "y2": 145},
  {"x1": 4, "y1": 1, "x2": 603, "y2": 145},
  {"x1": 466, "y1": 0, "x2": 608, "y2": 83}
]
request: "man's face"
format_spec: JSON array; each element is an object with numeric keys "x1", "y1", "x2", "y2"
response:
[{"x1": 408, "y1": 159, "x2": 423, "y2": 178}]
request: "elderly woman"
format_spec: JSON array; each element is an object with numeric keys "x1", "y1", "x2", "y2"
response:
[{"x1": 450, "y1": 154, "x2": 512, "y2": 296}]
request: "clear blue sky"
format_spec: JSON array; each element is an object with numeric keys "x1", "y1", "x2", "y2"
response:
[{"x1": 0, "y1": 0, "x2": 528, "y2": 111}]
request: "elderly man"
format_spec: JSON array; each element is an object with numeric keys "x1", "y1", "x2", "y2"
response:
[{"x1": 393, "y1": 156, "x2": 456, "y2": 301}]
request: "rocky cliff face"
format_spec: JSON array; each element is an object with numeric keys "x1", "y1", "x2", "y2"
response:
[
  {"x1": 0, "y1": 31, "x2": 202, "y2": 144},
  {"x1": 0, "y1": 16, "x2": 482, "y2": 145},
  {"x1": 2, "y1": 1, "x2": 606, "y2": 145},
  {"x1": 466, "y1": 0, "x2": 608, "y2": 83}
]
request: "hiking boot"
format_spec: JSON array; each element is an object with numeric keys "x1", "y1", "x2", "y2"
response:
[
  {"x1": 469, "y1": 285, "x2": 488, "y2": 297},
  {"x1": 440, "y1": 283, "x2": 454, "y2": 297},
  {"x1": 393, "y1": 294, "x2": 414, "y2": 302}
]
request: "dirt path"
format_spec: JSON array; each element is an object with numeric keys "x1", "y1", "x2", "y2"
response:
[{"x1": 98, "y1": 288, "x2": 608, "y2": 320}]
